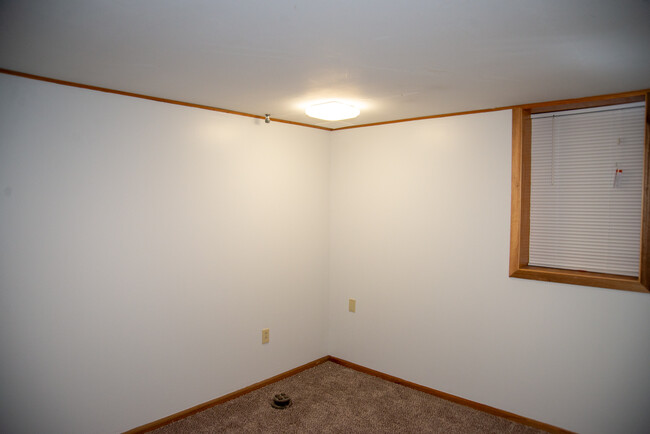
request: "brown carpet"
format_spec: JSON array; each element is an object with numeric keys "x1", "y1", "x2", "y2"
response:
[{"x1": 152, "y1": 361, "x2": 546, "y2": 433}]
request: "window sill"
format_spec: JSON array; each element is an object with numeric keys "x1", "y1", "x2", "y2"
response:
[{"x1": 509, "y1": 265, "x2": 649, "y2": 293}]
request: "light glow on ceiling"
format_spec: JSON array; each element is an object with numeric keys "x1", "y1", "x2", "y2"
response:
[{"x1": 305, "y1": 101, "x2": 361, "y2": 121}]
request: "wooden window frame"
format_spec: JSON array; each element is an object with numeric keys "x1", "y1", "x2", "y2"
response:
[{"x1": 509, "y1": 92, "x2": 650, "y2": 293}]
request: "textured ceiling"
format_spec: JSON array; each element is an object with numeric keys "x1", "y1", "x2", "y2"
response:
[{"x1": 1, "y1": 0, "x2": 649, "y2": 128}]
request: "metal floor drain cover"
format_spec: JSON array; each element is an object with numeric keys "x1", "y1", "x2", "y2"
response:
[{"x1": 271, "y1": 393, "x2": 292, "y2": 409}]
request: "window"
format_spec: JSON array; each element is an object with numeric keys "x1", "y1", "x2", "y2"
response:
[{"x1": 509, "y1": 92, "x2": 650, "y2": 293}]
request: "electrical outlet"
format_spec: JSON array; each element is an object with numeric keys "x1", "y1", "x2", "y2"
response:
[
  {"x1": 348, "y1": 298, "x2": 356, "y2": 313},
  {"x1": 262, "y1": 328, "x2": 270, "y2": 344}
]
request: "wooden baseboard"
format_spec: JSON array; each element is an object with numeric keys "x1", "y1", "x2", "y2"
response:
[
  {"x1": 125, "y1": 354, "x2": 572, "y2": 433},
  {"x1": 328, "y1": 356, "x2": 573, "y2": 433},
  {"x1": 123, "y1": 356, "x2": 330, "y2": 433}
]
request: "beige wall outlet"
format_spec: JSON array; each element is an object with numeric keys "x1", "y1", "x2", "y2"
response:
[
  {"x1": 348, "y1": 298, "x2": 356, "y2": 313},
  {"x1": 262, "y1": 328, "x2": 270, "y2": 344}
]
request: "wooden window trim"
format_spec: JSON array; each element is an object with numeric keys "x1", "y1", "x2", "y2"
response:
[{"x1": 509, "y1": 92, "x2": 650, "y2": 293}]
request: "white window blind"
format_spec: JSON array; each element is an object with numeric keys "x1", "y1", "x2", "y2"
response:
[{"x1": 529, "y1": 102, "x2": 645, "y2": 277}]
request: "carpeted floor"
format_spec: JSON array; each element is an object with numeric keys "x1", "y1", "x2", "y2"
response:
[{"x1": 152, "y1": 361, "x2": 545, "y2": 433}]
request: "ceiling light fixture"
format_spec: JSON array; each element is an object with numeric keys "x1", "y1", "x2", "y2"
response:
[{"x1": 306, "y1": 101, "x2": 360, "y2": 121}]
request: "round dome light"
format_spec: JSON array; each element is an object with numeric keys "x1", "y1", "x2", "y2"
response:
[{"x1": 305, "y1": 101, "x2": 360, "y2": 121}]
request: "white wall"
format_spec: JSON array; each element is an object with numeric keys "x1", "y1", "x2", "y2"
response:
[
  {"x1": 2, "y1": 73, "x2": 650, "y2": 434},
  {"x1": 328, "y1": 112, "x2": 650, "y2": 434},
  {"x1": 0, "y1": 74, "x2": 330, "y2": 434}
]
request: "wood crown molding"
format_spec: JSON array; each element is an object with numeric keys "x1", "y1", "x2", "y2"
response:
[
  {"x1": 2, "y1": 67, "x2": 648, "y2": 131},
  {"x1": 0, "y1": 68, "x2": 332, "y2": 131}
]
